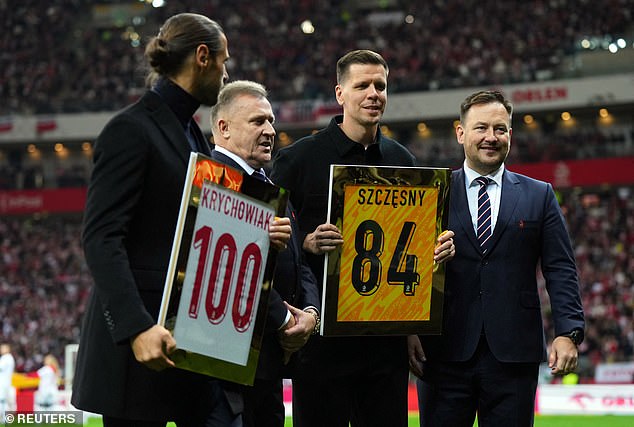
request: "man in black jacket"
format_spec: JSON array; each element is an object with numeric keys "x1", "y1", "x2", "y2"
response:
[
  {"x1": 271, "y1": 50, "x2": 455, "y2": 427},
  {"x1": 72, "y1": 13, "x2": 243, "y2": 427}
]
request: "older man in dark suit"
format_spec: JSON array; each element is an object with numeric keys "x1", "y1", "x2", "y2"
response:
[
  {"x1": 409, "y1": 90, "x2": 585, "y2": 427},
  {"x1": 209, "y1": 80, "x2": 320, "y2": 427}
]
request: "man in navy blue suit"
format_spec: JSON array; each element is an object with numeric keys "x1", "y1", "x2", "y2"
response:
[{"x1": 408, "y1": 90, "x2": 585, "y2": 427}]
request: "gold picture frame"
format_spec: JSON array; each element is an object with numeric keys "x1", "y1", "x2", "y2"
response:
[
  {"x1": 158, "y1": 153, "x2": 288, "y2": 385},
  {"x1": 322, "y1": 164, "x2": 451, "y2": 336}
]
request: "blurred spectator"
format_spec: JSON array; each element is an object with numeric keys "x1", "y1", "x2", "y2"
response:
[
  {"x1": 0, "y1": 163, "x2": 89, "y2": 190},
  {"x1": 56, "y1": 164, "x2": 89, "y2": 188},
  {"x1": 0, "y1": 343, "x2": 16, "y2": 416},
  {"x1": 34, "y1": 353, "x2": 61, "y2": 410}
]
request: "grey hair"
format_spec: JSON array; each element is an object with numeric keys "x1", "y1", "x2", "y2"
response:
[{"x1": 210, "y1": 80, "x2": 268, "y2": 126}]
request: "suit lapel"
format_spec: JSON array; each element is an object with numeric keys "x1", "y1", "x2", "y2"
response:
[
  {"x1": 452, "y1": 169, "x2": 481, "y2": 252},
  {"x1": 211, "y1": 150, "x2": 245, "y2": 173},
  {"x1": 452, "y1": 168, "x2": 521, "y2": 255},
  {"x1": 487, "y1": 170, "x2": 521, "y2": 252}
]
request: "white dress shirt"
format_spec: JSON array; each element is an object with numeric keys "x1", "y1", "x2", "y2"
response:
[{"x1": 463, "y1": 162, "x2": 504, "y2": 236}]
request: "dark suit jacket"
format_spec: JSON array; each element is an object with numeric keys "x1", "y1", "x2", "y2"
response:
[
  {"x1": 71, "y1": 91, "x2": 241, "y2": 419},
  {"x1": 210, "y1": 149, "x2": 320, "y2": 380},
  {"x1": 422, "y1": 168, "x2": 584, "y2": 363}
]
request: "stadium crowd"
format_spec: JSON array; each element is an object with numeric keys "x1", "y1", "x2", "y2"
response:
[
  {"x1": 0, "y1": 215, "x2": 91, "y2": 373},
  {"x1": 2, "y1": 0, "x2": 633, "y2": 114},
  {"x1": 546, "y1": 186, "x2": 634, "y2": 380},
  {"x1": 0, "y1": 186, "x2": 631, "y2": 383}
]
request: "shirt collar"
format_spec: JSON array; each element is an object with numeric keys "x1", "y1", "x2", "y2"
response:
[
  {"x1": 151, "y1": 77, "x2": 200, "y2": 128},
  {"x1": 329, "y1": 115, "x2": 381, "y2": 156},
  {"x1": 214, "y1": 146, "x2": 258, "y2": 175},
  {"x1": 464, "y1": 161, "x2": 505, "y2": 188}
]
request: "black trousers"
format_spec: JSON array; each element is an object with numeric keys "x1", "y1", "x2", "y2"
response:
[
  {"x1": 417, "y1": 335, "x2": 539, "y2": 427},
  {"x1": 292, "y1": 364, "x2": 408, "y2": 427},
  {"x1": 103, "y1": 379, "x2": 241, "y2": 427},
  {"x1": 242, "y1": 378, "x2": 285, "y2": 427}
]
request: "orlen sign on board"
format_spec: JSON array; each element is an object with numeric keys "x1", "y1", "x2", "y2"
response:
[
  {"x1": 511, "y1": 86, "x2": 568, "y2": 104},
  {"x1": 0, "y1": 188, "x2": 87, "y2": 215},
  {"x1": 537, "y1": 384, "x2": 634, "y2": 415}
]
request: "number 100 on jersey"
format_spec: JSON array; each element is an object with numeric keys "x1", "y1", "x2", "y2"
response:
[{"x1": 322, "y1": 165, "x2": 451, "y2": 336}]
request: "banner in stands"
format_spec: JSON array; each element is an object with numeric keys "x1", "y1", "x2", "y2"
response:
[
  {"x1": 509, "y1": 156, "x2": 634, "y2": 187},
  {"x1": 0, "y1": 188, "x2": 86, "y2": 214},
  {"x1": 4, "y1": 74, "x2": 632, "y2": 142},
  {"x1": 0, "y1": 157, "x2": 630, "y2": 216},
  {"x1": 537, "y1": 384, "x2": 634, "y2": 415}
]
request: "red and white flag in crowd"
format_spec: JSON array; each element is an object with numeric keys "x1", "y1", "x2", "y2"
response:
[
  {"x1": 36, "y1": 116, "x2": 58, "y2": 133},
  {"x1": 0, "y1": 116, "x2": 13, "y2": 133}
]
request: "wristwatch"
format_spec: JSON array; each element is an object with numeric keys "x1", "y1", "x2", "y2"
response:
[
  {"x1": 559, "y1": 329, "x2": 583, "y2": 346},
  {"x1": 304, "y1": 308, "x2": 321, "y2": 335}
]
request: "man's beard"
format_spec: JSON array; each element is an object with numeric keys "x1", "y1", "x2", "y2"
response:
[{"x1": 193, "y1": 78, "x2": 221, "y2": 107}]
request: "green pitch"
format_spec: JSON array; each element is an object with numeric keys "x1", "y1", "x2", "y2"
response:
[
  {"x1": 75, "y1": 414, "x2": 634, "y2": 426},
  {"x1": 471, "y1": 415, "x2": 634, "y2": 427}
]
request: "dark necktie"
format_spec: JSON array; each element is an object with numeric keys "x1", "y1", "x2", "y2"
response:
[
  {"x1": 476, "y1": 176, "x2": 493, "y2": 252},
  {"x1": 252, "y1": 169, "x2": 270, "y2": 183}
]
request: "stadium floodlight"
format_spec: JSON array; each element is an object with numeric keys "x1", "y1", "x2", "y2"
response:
[{"x1": 301, "y1": 20, "x2": 315, "y2": 34}]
